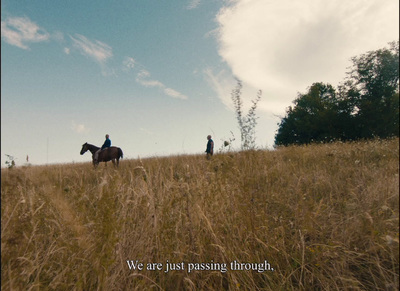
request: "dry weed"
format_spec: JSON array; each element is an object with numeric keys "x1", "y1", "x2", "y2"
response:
[{"x1": 2, "y1": 138, "x2": 398, "y2": 290}]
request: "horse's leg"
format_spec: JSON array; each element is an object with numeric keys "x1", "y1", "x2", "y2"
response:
[
  {"x1": 112, "y1": 159, "x2": 116, "y2": 167},
  {"x1": 116, "y1": 158, "x2": 119, "y2": 167}
]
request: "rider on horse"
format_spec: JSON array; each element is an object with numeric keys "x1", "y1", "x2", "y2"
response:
[{"x1": 94, "y1": 134, "x2": 111, "y2": 163}]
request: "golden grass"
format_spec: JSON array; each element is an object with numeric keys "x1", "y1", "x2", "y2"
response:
[{"x1": 1, "y1": 138, "x2": 399, "y2": 290}]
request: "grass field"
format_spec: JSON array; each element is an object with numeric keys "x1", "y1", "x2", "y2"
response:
[{"x1": 1, "y1": 138, "x2": 399, "y2": 290}]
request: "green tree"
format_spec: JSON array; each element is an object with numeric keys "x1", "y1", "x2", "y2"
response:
[
  {"x1": 275, "y1": 41, "x2": 399, "y2": 146},
  {"x1": 275, "y1": 83, "x2": 345, "y2": 146},
  {"x1": 344, "y1": 40, "x2": 399, "y2": 138}
]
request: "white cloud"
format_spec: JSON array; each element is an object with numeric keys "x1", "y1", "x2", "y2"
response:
[
  {"x1": 187, "y1": 0, "x2": 200, "y2": 10},
  {"x1": 164, "y1": 88, "x2": 188, "y2": 100},
  {"x1": 136, "y1": 69, "x2": 188, "y2": 100},
  {"x1": 64, "y1": 47, "x2": 70, "y2": 55},
  {"x1": 136, "y1": 70, "x2": 164, "y2": 88},
  {"x1": 214, "y1": 0, "x2": 399, "y2": 113},
  {"x1": 69, "y1": 34, "x2": 113, "y2": 64},
  {"x1": 71, "y1": 121, "x2": 89, "y2": 134},
  {"x1": 1, "y1": 16, "x2": 49, "y2": 49},
  {"x1": 123, "y1": 57, "x2": 136, "y2": 71},
  {"x1": 139, "y1": 79, "x2": 165, "y2": 88},
  {"x1": 137, "y1": 69, "x2": 150, "y2": 79}
]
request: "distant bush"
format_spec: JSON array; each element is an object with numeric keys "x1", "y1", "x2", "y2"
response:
[{"x1": 4, "y1": 154, "x2": 16, "y2": 169}]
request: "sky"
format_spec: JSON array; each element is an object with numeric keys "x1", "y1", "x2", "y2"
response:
[{"x1": 1, "y1": 0, "x2": 399, "y2": 166}]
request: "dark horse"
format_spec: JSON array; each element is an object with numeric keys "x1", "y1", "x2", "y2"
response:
[{"x1": 80, "y1": 143, "x2": 123, "y2": 167}]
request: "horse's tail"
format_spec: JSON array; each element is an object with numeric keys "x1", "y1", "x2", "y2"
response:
[{"x1": 118, "y1": 148, "x2": 123, "y2": 159}]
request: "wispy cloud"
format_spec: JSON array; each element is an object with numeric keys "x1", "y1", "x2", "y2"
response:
[
  {"x1": 1, "y1": 15, "x2": 115, "y2": 76},
  {"x1": 1, "y1": 16, "x2": 49, "y2": 49},
  {"x1": 136, "y1": 69, "x2": 188, "y2": 100},
  {"x1": 204, "y1": 68, "x2": 235, "y2": 110},
  {"x1": 69, "y1": 34, "x2": 113, "y2": 64},
  {"x1": 71, "y1": 121, "x2": 89, "y2": 134},
  {"x1": 187, "y1": 0, "x2": 201, "y2": 10},
  {"x1": 164, "y1": 88, "x2": 188, "y2": 100},
  {"x1": 123, "y1": 57, "x2": 136, "y2": 71},
  {"x1": 136, "y1": 70, "x2": 164, "y2": 87}
]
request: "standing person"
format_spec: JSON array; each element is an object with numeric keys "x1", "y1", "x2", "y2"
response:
[
  {"x1": 205, "y1": 135, "x2": 214, "y2": 159},
  {"x1": 94, "y1": 134, "x2": 111, "y2": 162}
]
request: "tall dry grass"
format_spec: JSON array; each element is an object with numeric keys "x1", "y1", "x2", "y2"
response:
[{"x1": 1, "y1": 138, "x2": 399, "y2": 290}]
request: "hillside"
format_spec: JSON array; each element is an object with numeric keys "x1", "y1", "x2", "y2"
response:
[{"x1": 1, "y1": 138, "x2": 399, "y2": 290}]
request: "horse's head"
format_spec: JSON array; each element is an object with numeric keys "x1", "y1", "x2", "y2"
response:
[{"x1": 80, "y1": 143, "x2": 88, "y2": 155}]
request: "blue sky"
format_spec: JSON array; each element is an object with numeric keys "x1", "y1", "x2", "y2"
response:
[{"x1": 2, "y1": 0, "x2": 399, "y2": 166}]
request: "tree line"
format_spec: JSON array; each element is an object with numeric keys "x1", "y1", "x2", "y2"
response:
[{"x1": 275, "y1": 41, "x2": 399, "y2": 146}]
